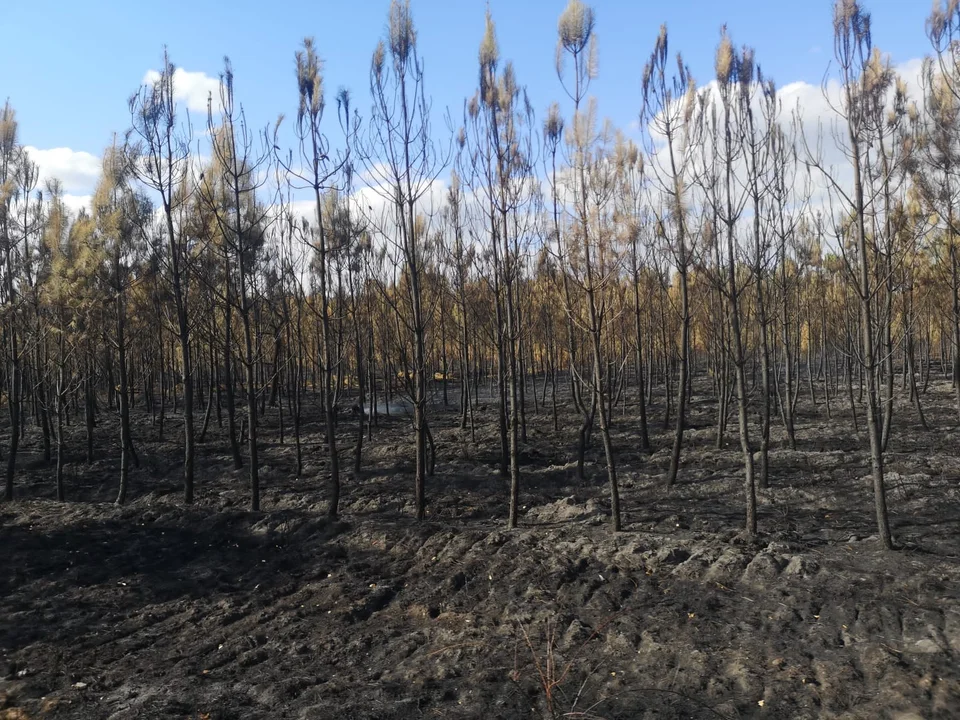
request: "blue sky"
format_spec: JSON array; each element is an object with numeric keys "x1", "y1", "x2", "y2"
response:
[{"x1": 1, "y1": 0, "x2": 935, "y2": 202}]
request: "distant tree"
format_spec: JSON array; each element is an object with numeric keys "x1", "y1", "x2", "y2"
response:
[
  {"x1": 704, "y1": 28, "x2": 757, "y2": 535},
  {"x1": 41, "y1": 182, "x2": 74, "y2": 501},
  {"x1": 641, "y1": 26, "x2": 698, "y2": 489},
  {"x1": 0, "y1": 102, "x2": 29, "y2": 501},
  {"x1": 203, "y1": 58, "x2": 272, "y2": 511},
  {"x1": 465, "y1": 9, "x2": 537, "y2": 527},
  {"x1": 807, "y1": 0, "x2": 896, "y2": 548},
  {"x1": 441, "y1": 169, "x2": 476, "y2": 439},
  {"x1": 128, "y1": 50, "x2": 197, "y2": 504},
  {"x1": 90, "y1": 144, "x2": 151, "y2": 504},
  {"x1": 361, "y1": 0, "x2": 447, "y2": 521},
  {"x1": 919, "y1": 1, "x2": 960, "y2": 421},
  {"x1": 613, "y1": 136, "x2": 652, "y2": 454},
  {"x1": 553, "y1": 0, "x2": 623, "y2": 531},
  {"x1": 276, "y1": 37, "x2": 348, "y2": 518}
]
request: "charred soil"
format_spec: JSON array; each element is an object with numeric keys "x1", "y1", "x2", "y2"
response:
[{"x1": 2, "y1": 381, "x2": 959, "y2": 719}]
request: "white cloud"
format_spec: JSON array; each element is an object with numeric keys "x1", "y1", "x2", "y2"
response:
[
  {"x1": 896, "y1": 57, "x2": 925, "y2": 105},
  {"x1": 352, "y1": 175, "x2": 448, "y2": 232},
  {"x1": 287, "y1": 199, "x2": 318, "y2": 222},
  {"x1": 641, "y1": 57, "x2": 926, "y2": 222},
  {"x1": 781, "y1": 58, "x2": 925, "y2": 211},
  {"x1": 62, "y1": 194, "x2": 92, "y2": 214},
  {"x1": 142, "y1": 67, "x2": 220, "y2": 114},
  {"x1": 24, "y1": 146, "x2": 101, "y2": 199}
]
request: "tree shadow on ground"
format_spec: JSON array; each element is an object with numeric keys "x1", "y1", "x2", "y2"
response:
[{"x1": 0, "y1": 506, "x2": 349, "y2": 654}]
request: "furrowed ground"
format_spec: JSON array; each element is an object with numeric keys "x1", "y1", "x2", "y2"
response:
[{"x1": 2, "y1": 380, "x2": 959, "y2": 720}]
